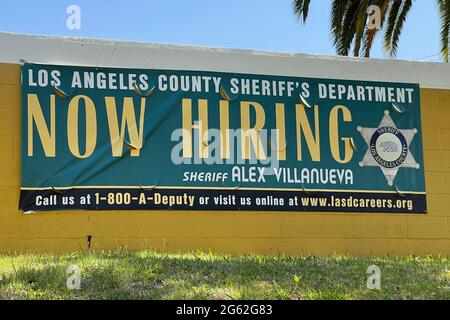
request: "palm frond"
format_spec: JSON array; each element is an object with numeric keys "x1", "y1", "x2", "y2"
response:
[
  {"x1": 353, "y1": 0, "x2": 371, "y2": 57},
  {"x1": 362, "y1": 0, "x2": 390, "y2": 57},
  {"x1": 293, "y1": 0, "x2": 448, "y2": 62},
  {"x1": 293, "y1": 0, "x2": 312, "y2": 24},
  {"x1": 384, "y1": 0, "x2": 414, "y2": 56},
  {"x1": 437, "y1": 0, "x2": 450, "y2": 62},
  {"x1": 336, "y1": 0, "x2": 361, "y2": 56},
  {"x1": 330, "y1": 0, "x2": 349, "y2": 48}
]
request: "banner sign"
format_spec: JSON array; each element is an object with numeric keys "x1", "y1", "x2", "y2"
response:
[{"x1": 20, "y1": 63, "x2": 427, "y2": 213}]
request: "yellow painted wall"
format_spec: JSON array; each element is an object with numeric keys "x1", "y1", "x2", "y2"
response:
[{"x1": 0, "y1": 63, "x2": 449, "y2": 256}]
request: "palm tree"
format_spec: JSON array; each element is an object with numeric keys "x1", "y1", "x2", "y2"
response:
[{"x1": 293, "y1": 0, "x2": 449, "y2": 62}]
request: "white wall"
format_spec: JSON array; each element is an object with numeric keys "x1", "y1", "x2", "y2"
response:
[{"x1": 0, "y1": 32, "x2": 449, "y2": 89}]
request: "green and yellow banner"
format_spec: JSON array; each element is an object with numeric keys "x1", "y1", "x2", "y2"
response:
[{"x1": 20, "y1": 63, "x2": 426, "y2": 213}]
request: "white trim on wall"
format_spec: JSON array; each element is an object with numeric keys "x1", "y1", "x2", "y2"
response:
[{"x1": 1, "y1": 32, "x2": 449, "y2": 89}]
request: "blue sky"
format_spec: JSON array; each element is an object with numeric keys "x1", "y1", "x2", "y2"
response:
[{"x1": 0, "y1": 0, "x2": 443, "y2": 62}]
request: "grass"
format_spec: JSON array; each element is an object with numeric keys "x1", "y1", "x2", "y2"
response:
[{"x1": 0, "y1": 251, "x2": 448, "y2": 300}]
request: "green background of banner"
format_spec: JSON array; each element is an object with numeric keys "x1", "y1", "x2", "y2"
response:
[{"x1": 21, "y1": 63, "x2": 426, "y2": 194}]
